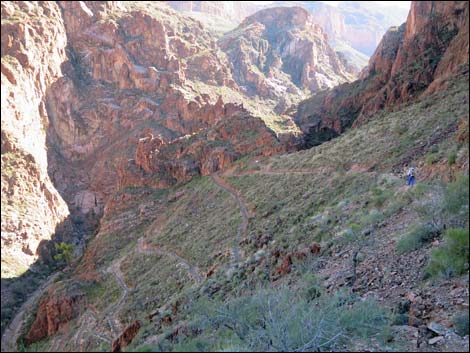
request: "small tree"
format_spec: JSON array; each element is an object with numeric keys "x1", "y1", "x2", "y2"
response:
[{"x1": 53, "y1": 242, "x2": 74, "y2": 264}]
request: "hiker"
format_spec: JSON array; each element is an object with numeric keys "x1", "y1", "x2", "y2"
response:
[{"x1": 406, "y1": 166, "x2": 416, "y2": 186}]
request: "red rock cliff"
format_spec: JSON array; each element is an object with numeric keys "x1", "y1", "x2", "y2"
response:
[{"x1": 295, "y1": 1, "x2": 469, "y2": 147}]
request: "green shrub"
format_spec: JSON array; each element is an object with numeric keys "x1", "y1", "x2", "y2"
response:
[
  {"x1": 414, "y1": 176, "x2": 469, "y2": 233},
  {"x1": 447, "y1": 149, "x2": 458, "y2": 165},
  {"x1": 425, "y1": 152, "x2": 439, "y2": 165},
  {"x1": 53, "y1": 242, "x2": 74, "y2": 264},
  {"x1": 361, "y1": 209, "x2": 384, "y2": 227},
  {"x1": 371, "y1": 188, "x2": 391, "y2": 208},
  {"x1": 444, "y1": 175, "x2": 469, "y2": 227},
  {"x1": 396, "y1": 224, "x2": 436, "y2": 254},
  {"x1": 425, "y1": 228, "x2": 469, "y2": 278},
  {"x1": 452, "y1": 311, "x2": 470, "y2": 336},
  {"x1": 302, "y1": 274, "x2": 323, "y2": 302},
  {"x1": 162, "y1": 288, "x2": 390, "y2": 352}
]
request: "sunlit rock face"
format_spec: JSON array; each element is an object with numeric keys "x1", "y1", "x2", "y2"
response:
[
  {"x1": 295, "y1": 1, "x2": 469, "y2": 147},
  {"x1": 219, "y1": 6, "x2": 355, "y2": 101}
]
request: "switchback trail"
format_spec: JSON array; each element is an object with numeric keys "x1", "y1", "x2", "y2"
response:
[
  {"x1": 137, "y1": 237, "x2": 203, "y2": 283},
  {"x1": 1, "y1": 272, "x2": 61, "y2": 352},
  {"x1": 211, "y1": 174, "x2": 250, "y2": 264},
  {"x1": 105, "y1": 258, "x2": 129, "y2": 335}
]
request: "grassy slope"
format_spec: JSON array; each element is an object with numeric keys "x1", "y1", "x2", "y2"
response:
[
  {"x1": 128, "y1": 76, "x2": 468, "y2": 351},
  {"x1": 22, "y1": 77, "x2": 468, "y2": 351}
]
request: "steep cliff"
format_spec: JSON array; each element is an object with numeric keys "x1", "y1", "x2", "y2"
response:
[
  {"x1": 1, "y1": 1, "x2": 70, "y2": 278},
  {"x1": 219, "y1": 7, "x2": 355, "y2": 109},
  {"x1": 295, "y1": 1, "x2": 469, "y2": 147}
]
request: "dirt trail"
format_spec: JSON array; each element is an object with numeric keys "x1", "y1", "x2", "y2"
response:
[
  {"x1": 211, "y1": 174, "x2": 251, "y2": 264},
  {"x1": 1, "y1": 272, "x2": 61, "y2": 352},
  {"x1": 230, "y1": 168, "x2": 330, "y2": 176},
  {"x1": 137, "y1": 237, "x2": 203, "y2": 283},
  {"x1": 105, "y1": 258, "x2": 129, "y2": 335}
]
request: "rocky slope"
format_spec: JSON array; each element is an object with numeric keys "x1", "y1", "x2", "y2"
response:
[
  {"x1": 219, "y1": 6, "x2": 355, "y2": 110},
  {"x1": 295, "y1": 0, "x2": 469, "y2": 147},
  {"x1": 14, "y1": 73, "x2": 468, "y2": 352}
]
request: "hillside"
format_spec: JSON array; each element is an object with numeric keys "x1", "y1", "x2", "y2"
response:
[{"x1": 1, "y1": 1, "x2": 469, "y2": 352}]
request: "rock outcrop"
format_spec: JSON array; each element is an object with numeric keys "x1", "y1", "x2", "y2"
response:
[
  {"x1": 111, "y1": 320, "x2": 141, "y2": 352},
  {"x1": 120, "y1": 110, "x2": 290, "y2": 188},
  {"x1": 219, "y1": 7, "x2": 355, "y2": 104},
  {"x1": 25, "y1": 292, "x2": 82, "y2": 345},
  {"x1": 295, "y1": 1, "x2": 469, "y2": 147}
]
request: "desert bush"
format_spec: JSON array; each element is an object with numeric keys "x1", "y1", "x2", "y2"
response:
[
  {"x1": 371, "y1": 188, "x2": 392, "y2": 208},
  {"x1": 425, "y1": 152, "x2": 439, "y2": 165},
  {"x1": 425, "y1": 228, "x2": 469, "y2": 278},
  {"x1": 443, "y1": 175, "x2": 469, "y2": 227},
  {"x1": 447, "y1": 149, "x2": 458, "y2": 165},
  {"x1": 414, "y1": 175, "x2": 469, "y2": 233},
  {"x1": 163, "y1": 288, "x2": 390, "y2": 352},
  {"x1": 360, "y1": 209, "x2": 384, "y2": 228},
  {"x1": 301, "y1": 274, "x2": 323, "y2": 302},
  {"x1": 452, "y1": 311, "x2": 470, "y2": 337},
  {"x1": 396, "y1": 224, "x2": 436, "y2": 254}
]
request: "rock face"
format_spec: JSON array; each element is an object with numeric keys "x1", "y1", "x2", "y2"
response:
[
  {"x1": 43, "y1": 0, "x2": 247, "y2": 224},
  {"x1": 120, "y1": 110, "x2": 290, "y2": 188},
  {"x1": 295, "y1": 1, "x2": 469, "y2": 147},
  {"x1": 219, "y1": 7, "x2": 355, "y2": 103},
  {"x1": 111, "y1": 320, "x2": 141, "y2": 352},
  {"x1": 1, "y1": 1, "x2": 70, "y2": 277},
  {"x1": 169, "y1": 1, "x2": 410, "y2": 72},
  {"x1": 25, "y1": 292, "x2": 82, "y2": 345}
]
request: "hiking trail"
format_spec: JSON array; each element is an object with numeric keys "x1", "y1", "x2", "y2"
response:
[
  {"x1": 137, "y1": 237, "x2": 203, "y2": 283},
  {"x1": 105, "y1": 258, "x2": 129, "y2": 335},
  {"x1": 211, "y1": 174, "x2": 251, "y2": 264}
]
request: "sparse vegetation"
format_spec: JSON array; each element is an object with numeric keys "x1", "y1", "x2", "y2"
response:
[
  {"x1": 452, "y1": 311, "x2": 470, "y2": 337},
  {"x1": 425, "y1": 228, "x2": 469, "y2": 279},
  {"x1": 396, "y1": 224, "x2": 436, "y2": 254},
  {"x1": 143, "y1": 288, "x2": 390, "y2": 352},
  {"x1": 447, "y1": 149, "x2": 458, "y2": 165}
]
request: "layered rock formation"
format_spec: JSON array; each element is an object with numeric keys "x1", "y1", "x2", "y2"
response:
[
  {"x1": 295, "y1": 1, "x2": 469, "y2": 147},
  {"x1": 219, "y1": 6, "x2": 355, "y2": 106},
  {"x1": 1, "y1": 1, "x2": 70, "y2": 277},
  {"x1": 120, "y1": 110, "x2": 289, "y2": 189},
  {"x1": 168, "y1": 1, "x2": 410, "y2": 72}
]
